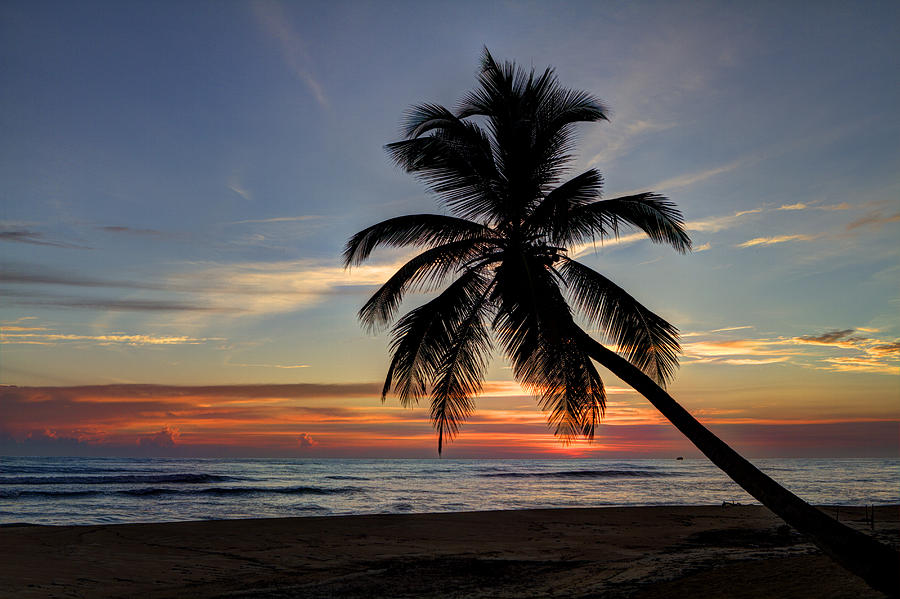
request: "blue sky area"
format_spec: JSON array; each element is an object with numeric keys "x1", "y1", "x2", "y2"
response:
[{"x1": 1, "y1": 1, "x2": 897, "y2": 457}]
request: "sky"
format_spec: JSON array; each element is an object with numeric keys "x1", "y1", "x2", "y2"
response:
[{"x1": 1, "y1": 0, "x2": 898, "y2": 458}]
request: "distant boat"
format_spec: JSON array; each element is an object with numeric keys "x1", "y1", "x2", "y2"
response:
[{"x1": 676, "y1": 456, "x2": 684, "y2": 460}]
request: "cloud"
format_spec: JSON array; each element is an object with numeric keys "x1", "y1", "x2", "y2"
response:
[
  {"x1": 0, "y1": 383, "x2": 384, "y2": 403},
  {"x1": 97, "y1": 226, "x2": 164, "y2": 236},
  {"x1": 625, "y1": 119, "x2": 670, "y2": 135},
  {"x1": 251, "y1": 0, "x2": 328, "y2": 108},
  {"x1": 821, "y1": 356, "x2": 899, "y2": 375},
  {"x1": 709, "y1": 325, "x2": 753, "y2": 333},
  {"x1": 790, "y1": 329, "x2": 888, "y2": 353},
  {"x1": 569, "y1": 231, "x2": 648, "y2": 257},
  {"x1": 229, "y1": 362, "x2": 311, "y2": 369},
  {"x1": 2, "y1": 291, "x2": 228, "y2": 312},
  {"x1": 795, "y1": 329, "x2": 857, "y2": 344},
  {"x1": 682, "y1": 325, "x2": 752, "y2": 338},
  {"x1": 790, "y1": 329, "x2": 900, "y2": 373},
  {"x1": 870, "y1": 342, "x2": 900, "y2": 354},
  {"x1": 138, "y1": 426, "x2": 180, "y2": 448},
  {"x1": 693, "y1": 242, "x2": 711, "y2": 252},
  {"x1": 228, "y1": 215, "x2": 319, "y2": 225},
  {"x1": 167, "y1": 258, "x2": 402, "y2": 315},
  {"x1": 1, "y1": 263, "x2": 161, "y2": 289},
  {"x1": 721, "y1": 204, "x2": 895, "y2": 249},
  {"x1": 587, "y1": 118, "x2": 675, "y2": 166},
  {"x1": 685, "y1": 208, "x2": 762, "y2": 233},
  {"x1": 682, "y1": 339, "x2": 796, "y2": 358},
  {"x1": 646, "y1": 157, "x2": 747, "y2": 192},
  {"x1": 477, "y1": 380, "x2": 634, "y2": 398},
  {"x1": 777, "y1": 203, "x2": 808, "y2": 211},
  {"x1": 297, "y1": 432, "x2": 317, "y2": 448},
  {"x1": 228, "y1": 180, "x2": 253, "y2": 201},
  {"x1": 721, "y1": 357, "x2": 789, "y2": 366},
  {"x1": 1, "y1": 325, "x2": 47, "y2": 332},
  {"x1": 1, "y1": 331, "x2": 221, "y2": 346},
  {"x1": 846, "y1": 211, "x2": 900, "y2": 231},
  {"x1": 1, "y1": 429, "x2": 99, "y2": 454},
  {"x1": 736, "y1": 234, "x2": 817, "y2": 248},
  {"x1": 776, "y1": 202, "x2": 851, "y2": 212},
  {"x1": 0, "y1": 230, "x2": 91, "y2": 249}
]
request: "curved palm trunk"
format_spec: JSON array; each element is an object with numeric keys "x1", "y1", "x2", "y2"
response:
[{"x1": 578, "y1": 334, "x2": 899, "y2": 596}]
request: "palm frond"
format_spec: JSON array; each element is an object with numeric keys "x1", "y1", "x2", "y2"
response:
[
  {"x1": 358, "y1": 238, "x2": 494, "y2": 331},
  {"x1": 456, "y1": 48, "x2": 532, "y2": 117},
  {"x1": 382, "y1": 268, "x2": 489, "y2": 406},
  {"x1": 567, "y1": 193, "x2": 692, "y2": 253},
  {"x1": 525, "y1": 169, "x2": 604, "y2": 243},
  {"x1": 539, "y1": 86, "x2": 609, "y2": 132},
  {"x1": 530, "y1": 87, "x2": 609, "y2": 190},
  {"x1": 385, "y1": 136, "x2": 502, "y2": 223},
  {"x1": 430, "y1": 278, "x2": 495, "y2": 454},
  {"x1": 386, "y1": 105, "x2": 501, "y2": 222},
  {"x1": 559, "y1": 257, "x2": 681, "y2": 385},
  {"x1": 343, "y1": 214, "x2": 492, "y2": 267},
  {"x1": 490, "y1": 255, "x2": 604, "y2": 441},
  {"x1": 490, "y1": 252, "x2": 548, "y2": 374},
  {"x1": 457, "y1": 49, "x2": 608, "y2": 208},
  {"x1": 470, "y1": 54, "x2": 553, "y2": 216},
  {"x1": 533, "y1": 337, "x2": 606, "y2": 441}
]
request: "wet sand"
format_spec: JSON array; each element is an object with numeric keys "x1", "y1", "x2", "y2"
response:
[{"x1": 1, "y1": 505, "x2": 896, "y2": 598}]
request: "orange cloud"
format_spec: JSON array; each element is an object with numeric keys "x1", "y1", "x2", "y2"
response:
[
  {"x1": 821, "y1": 356, "x2": 899, "y2": 375},
  {"x1": 2, "y1": 383, "x2": 896, "y2": 458},
  {"x1": 297, "y1": 432, "x2": 317, "y2": 448}
]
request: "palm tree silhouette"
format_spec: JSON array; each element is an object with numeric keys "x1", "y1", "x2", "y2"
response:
[{"x1": 344, "y1": 49, "x2": 897, "y2": 595}]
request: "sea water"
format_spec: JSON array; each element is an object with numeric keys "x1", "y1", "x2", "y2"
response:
[{"x1": 1, "y1": 457, "x2": 897, "y2": 525}]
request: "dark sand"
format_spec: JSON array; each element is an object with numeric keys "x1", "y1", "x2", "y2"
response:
[{"x1": 1, "y1": 505, "x2": 897, "y2": 598}]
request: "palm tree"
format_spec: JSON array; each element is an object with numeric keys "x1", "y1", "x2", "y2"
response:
[{"x1": 344, "y1": 50, "x2": 898, "y2": 595}]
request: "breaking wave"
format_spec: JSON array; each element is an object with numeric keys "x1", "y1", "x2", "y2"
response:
[
  {"x1": 4, "y1": 486, "x2": 361, "y2": 499},
  {"x1": 0, "y1": 473, "x2": 237, "y2": 485}
]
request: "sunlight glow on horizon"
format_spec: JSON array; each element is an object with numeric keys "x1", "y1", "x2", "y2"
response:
[{"x1": 2, "y1": 382, "x2": 896, "y2": 458}]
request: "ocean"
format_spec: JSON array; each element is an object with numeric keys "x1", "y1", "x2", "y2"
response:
[{"x1": 1, "y1": 457, "x2": 897, "y2": 526}]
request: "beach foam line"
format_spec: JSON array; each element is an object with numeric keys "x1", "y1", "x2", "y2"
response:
[
  {"x1": 0, "y1": 473, "x2": 237, "y2": 485},
  {"x1": 481, "y1": 469, "x2": 678, "y2": 478}
]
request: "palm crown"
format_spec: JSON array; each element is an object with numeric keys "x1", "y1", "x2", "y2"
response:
[{"x1": 345, "y1": 49, "x2": 691, "y2": 453}]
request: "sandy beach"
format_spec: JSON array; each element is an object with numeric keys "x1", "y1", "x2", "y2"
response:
[{"x1": 1, "y1": 504, "x2": 896, "y2": 598}]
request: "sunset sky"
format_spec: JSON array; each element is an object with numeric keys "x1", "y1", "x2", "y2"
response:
[{"x1": 1, "y1": 1, "x2": 898, "y2": 458}]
